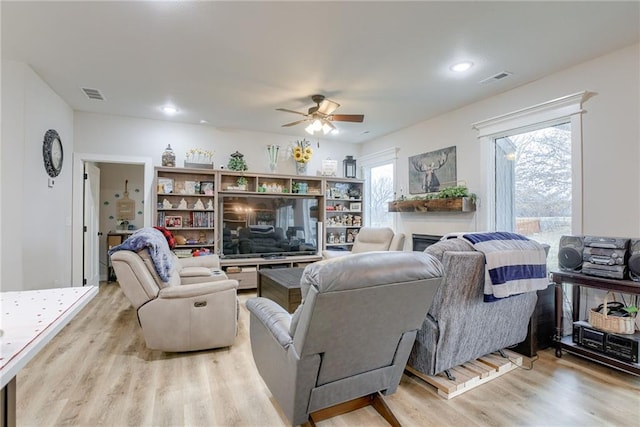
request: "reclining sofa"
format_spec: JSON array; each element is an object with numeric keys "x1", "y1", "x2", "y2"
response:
[{"x1": 408, "y1": 237, "x2": 544, "y2": 378}]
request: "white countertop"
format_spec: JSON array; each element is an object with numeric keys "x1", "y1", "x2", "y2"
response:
[{"x1": 0, "y1": 286, "x2": 99, "y2": 389}]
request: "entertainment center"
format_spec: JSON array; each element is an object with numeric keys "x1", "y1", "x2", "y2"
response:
[{"x1": 154, "y1": 167, "x2": 364, "y2": 288}]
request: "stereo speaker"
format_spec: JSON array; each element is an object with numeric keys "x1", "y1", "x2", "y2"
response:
[
  {"x1": 629, "y1": 238, "x2": 640, "y2": 282},
  {"x1": 558, "y1": 235, "x2": 583, "y2": 272}
]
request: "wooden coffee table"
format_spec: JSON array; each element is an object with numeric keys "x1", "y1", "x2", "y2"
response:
[{"x1": 258, "y1": 267, "x2": 304, "y2": 313}]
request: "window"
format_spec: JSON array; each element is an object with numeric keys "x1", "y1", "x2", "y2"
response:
[
  {"x1": 472, "y1": 91, "x2": 591, "y2": 245},
  {"x1": 494, "y1": 122, "x2": 572, "y2": 271},
  {"x1": 368, "y1": 163, "x2": 394, "y2": 228},
  {"x1": 360, "y1": 148, "x2": 398, "y2": 229}
]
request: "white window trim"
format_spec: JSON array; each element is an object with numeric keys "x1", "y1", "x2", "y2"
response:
[
  {"x1": 471, "y1": 91, "x2": 594, "y2": 234},
  {"x1": 359, "y1": 147, "x2": 399, "y2": 229}
]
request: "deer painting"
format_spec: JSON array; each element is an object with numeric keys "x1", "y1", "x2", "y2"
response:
[{"x1": 409, "y1": 147, "x2": 456, "y2": 194}]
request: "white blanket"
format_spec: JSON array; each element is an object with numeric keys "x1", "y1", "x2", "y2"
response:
[{"x1": 460, "y1": 232, "x2": 549, "y2": 302}]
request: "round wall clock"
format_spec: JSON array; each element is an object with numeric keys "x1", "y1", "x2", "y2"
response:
[{"x1": 43, "y1": 129, "x2": 63, "y2": 177}]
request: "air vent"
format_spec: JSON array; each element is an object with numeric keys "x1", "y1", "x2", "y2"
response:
[
  {"x1": 479, "y1": 71, "x2": 513, "y2": 84},
  {"x1": 81, "y1": 87, "x2": 105, "y2": 101}
]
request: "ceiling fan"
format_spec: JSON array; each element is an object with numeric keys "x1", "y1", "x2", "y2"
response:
[{"x1": 277, "y1": 94, "x2": 364, "y2": 135}]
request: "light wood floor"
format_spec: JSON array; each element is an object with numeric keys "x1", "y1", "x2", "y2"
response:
[{"x1": 17, "y1": 282, "x2": 640, "y2": 426}]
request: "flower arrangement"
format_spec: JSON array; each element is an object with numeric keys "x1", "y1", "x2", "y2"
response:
[
  {"x1": 291, "y1": 139, "x2": 313, "y2": 164},
  {"x1": 185, "y1": 148, "x2": 213, "y2": 164}
]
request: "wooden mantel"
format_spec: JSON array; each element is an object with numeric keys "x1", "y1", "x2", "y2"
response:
[{"x1": 388, "y1": 197, "x2": 476, "y2": 213}]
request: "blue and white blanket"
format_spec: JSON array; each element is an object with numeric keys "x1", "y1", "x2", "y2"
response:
[
  {"x1": 108, "y1": 227, "x2": 174, "y2": 282},
  {"x1": 461, "y1": 232, "x2": 548, "y2": 302}
]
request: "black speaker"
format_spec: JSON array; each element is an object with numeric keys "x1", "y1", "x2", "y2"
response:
[
  {"x1": 628, "y1": 239, "x2": 640, "y2": 282},
  {"x1": 558, "y1": 235, "x2": 583, "y2": 272}
]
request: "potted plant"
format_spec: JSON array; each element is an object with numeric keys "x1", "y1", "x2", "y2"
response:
[{"x1": 236, "y1": 176, "x2": 248, "y2": 191}]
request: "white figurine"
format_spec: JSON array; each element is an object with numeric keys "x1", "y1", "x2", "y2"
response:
[
  {"x1": 162, "y1": 199, "x2": 173, "y2": 209},
  {"x1": 178, "y1": 198, "x2": 188, "y2": 209},
  {"x1": 206, "y1": 200, "x2": 214, "y2": 210},
  {"x1": 194, "y1": 198, "x2": 205, "y2": 210}
]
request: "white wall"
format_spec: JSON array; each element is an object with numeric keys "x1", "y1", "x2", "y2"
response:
[
  {"x1": 74, "y1": 112, "x2": 360, "y2": 176},
  {"x1": 1, "y1": 61, "x2": 74, "y2": 291},
  {"x1": 363, "y1": 43, "x2": 640, "y2": 241}
]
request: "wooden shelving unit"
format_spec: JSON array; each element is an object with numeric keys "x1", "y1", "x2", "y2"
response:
[
  {"x1": 155, "y1": 167, "x2": 217, "y2": 252},
  {"x1": 324, "y1": 178, "x2": 364, "y2": 250},
  {"x1": 153, "y1": 168, "x2": 367, "y2": 266}
]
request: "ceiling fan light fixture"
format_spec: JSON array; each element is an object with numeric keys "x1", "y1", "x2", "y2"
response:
[
  {"x1": 305, "y1": 123, "x2": 315, "y2": 135},
  {"x1": 321, "y1": 122, "x2": 333, "y2": 135},
  {"x1": 306, "y1": 119, "x2": 324, "y2": 134}
]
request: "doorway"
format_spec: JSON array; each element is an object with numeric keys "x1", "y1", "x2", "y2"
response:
[
  {"x1": 72, "y1": 154, "x2": 153, "y2": 287},
  {"x1": 95, "y1": 162, "x2": 146, "y2": 282}
]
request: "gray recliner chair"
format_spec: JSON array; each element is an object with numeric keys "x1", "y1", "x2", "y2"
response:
[{"x1": 246, "y1": 251, "x2": 443, "y2": 426}]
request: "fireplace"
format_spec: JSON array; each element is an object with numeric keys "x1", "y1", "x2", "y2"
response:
[{"x1": 412, "y1": 234, "x2": 443, "y2": 252}]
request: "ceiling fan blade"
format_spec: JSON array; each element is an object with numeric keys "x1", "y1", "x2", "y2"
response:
[
  {"x1": 317, "y1": 99, "x2": 340, "y2": 115},
  {"x1": 330, "y1": 114, "x2": 364, "y2": 123},
  {"x1": 276, "y1": 108, "x2": 308, "y2": 116},
  {"x1": 281, "y1": 119, "x2": 308, "y2": 127}
]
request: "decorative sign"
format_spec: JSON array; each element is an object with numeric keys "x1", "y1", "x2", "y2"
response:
[{"x1": 321, "y1": 159, "x2": 338, "y2": 176}]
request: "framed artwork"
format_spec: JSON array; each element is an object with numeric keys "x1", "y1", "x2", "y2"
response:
[
  {"x1": 408, "y1": 146, "x2": 457, "y2": 194},
  {"x1": 157, "y1": 177, "x2": 174, "y2": 194},
  {"x1": 184, "y1": 181, "x2": 197, "y2": 195},
  {"x1": 164, "y1": 215, "x2": 182, "y2": 228},
  {"x1": 349, "y1": 202, "x2": 361, "y2": 212},
  {"x1": 200, "y1": 181, "x2": 214, "y2": 195}
]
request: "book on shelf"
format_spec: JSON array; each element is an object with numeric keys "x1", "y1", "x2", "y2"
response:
[{"x1": 190, "y1": 211, "x2": 215, "y2": 228}]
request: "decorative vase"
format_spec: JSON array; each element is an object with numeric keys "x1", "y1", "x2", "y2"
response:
[
  {"x1": 267, "y1": 145, "x2": 279, "y2": 173},
  {"x1": 162, "y1": 144, "x2": 176, "y2": 167},
  {"x1": 295, "y1": 162, "x2": 307, "y2": 175}
]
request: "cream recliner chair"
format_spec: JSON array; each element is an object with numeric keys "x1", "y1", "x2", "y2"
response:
[
  {"x1": 246, "y1": 251, "x2": 443, "y2": 426},
  {"x1": 322, "y1": 227, "x2": 405, "y2": 259},
  {"x1": 110, "y1": 239, "x2": 239, "y2": 352}
]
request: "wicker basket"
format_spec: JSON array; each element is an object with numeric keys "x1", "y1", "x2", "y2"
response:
[{"x1": 588, "y1": 292, "x2": 636, "y2": 335}]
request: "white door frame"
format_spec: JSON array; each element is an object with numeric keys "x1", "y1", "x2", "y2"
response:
[
  {"x1": 72, "y1": 153, "x2": 153, "y2": 287},
  {"x1": 84, "y1": 162, "x2": 101, "y2": 287}
]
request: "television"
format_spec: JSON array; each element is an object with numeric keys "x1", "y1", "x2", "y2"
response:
[{"x1": 220, "y1": 195, "x2": 319, "y2": 259}]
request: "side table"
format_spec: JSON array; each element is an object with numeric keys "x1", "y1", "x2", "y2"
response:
[
  {"x1": 258, "y1": 268, "x2": 305, "y2": 313},
  {"x1": 551, "y1": 271, "x2": 640, "y2": 376}
]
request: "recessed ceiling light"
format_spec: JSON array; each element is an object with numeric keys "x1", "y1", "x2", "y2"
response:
[
  {"x1": 450, "y1": 61, "x2": 474, "y2": 72},
  {"x1": 162, "y1": 105, "x2": 178, "y2": 115},
  {"x1": 200, "y1": 119, "x2": 208, "y2": 124}
]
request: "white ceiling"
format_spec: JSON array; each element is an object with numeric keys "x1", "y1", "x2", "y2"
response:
[{"x1": 2, "y1": 1, "x2": 639, "y2": 144}]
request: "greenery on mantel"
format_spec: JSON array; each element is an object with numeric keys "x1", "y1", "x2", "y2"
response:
[
  {"x1": 389, "y1": 186, "x2": 477, "y2": 213},
  {"x1": 395, "y1": 186, "x2": 477, "y2": 203}
]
